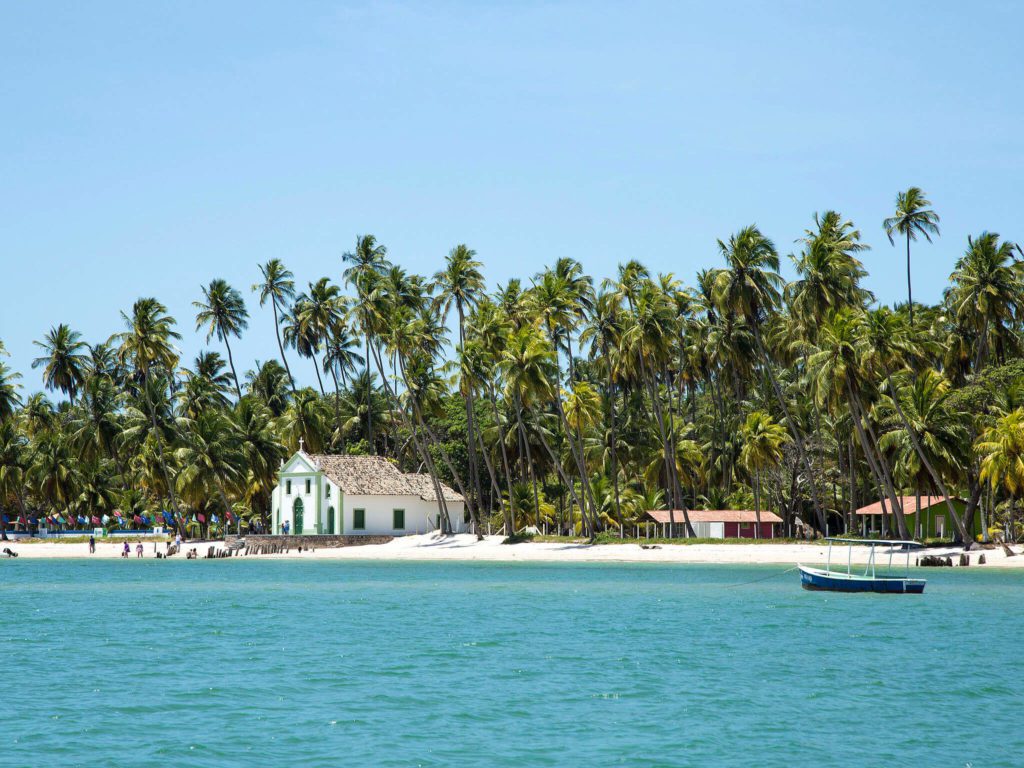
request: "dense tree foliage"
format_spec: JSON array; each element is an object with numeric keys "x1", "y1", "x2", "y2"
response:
[{"x1": 3, "y1": 191, "x2": 1024, "y2": 543}]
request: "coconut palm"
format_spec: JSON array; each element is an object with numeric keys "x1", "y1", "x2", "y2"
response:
[
  {"x1": 253, "y1": 259, "x2": 298, "y2": 392},
  {"x1": 863, "y1": 308, "x2": 970, "y2": 541},
  {"x1": 883, "y1": 187, "x2": 940, "y2": 327},
  {"x1": 194, "y1": 278, "x2": 249, "y2": 398},
  {"x1": 977, "y1": 408, "x2": 1024, "y2": 541},
  {"x1": 0, "y1": 359, "x2": 22, "y2": 422},
  {"x1": 175, "y1": 409, "x2": 245, "y2": 525},
  {"x1": 434, "y1": 244, "x2": 486, "y2": 525},
  {"x1": 32, "y1": 324, "x2": 89, "y2": 402},
  {"x1": 714, "y1": 225, "x2": 826, "y2": 532},
  {"x1": 739, "y1": 410, "x2": 789, "y2": 535},
  {"x1": 245, "y1": 359, "x2": 292, "y2": 417},
  {"x1": 343, "y1": 234, "x2": 390, "y2": 449},
  {"x1": 945, "y1": 232, "x2": 1021, "y2": 372},
  {"x1": 322, "y1": 318, "x2": 364, "y2": 445},
  {"x1": 115, "y1": 298, "x2": 183, "y2": 529}
]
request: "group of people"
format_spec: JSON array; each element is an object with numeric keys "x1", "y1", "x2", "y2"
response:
[
  {"x1": 87, "y1": 533, "x2": 197, "y2": 559},
  {"x1": 119, "y1": 541, "x2": 144, "y2": 558}
]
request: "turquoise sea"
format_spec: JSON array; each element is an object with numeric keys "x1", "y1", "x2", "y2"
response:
[{"x1": 2, "y1": 559, "x2": 1022, "y2": 767}]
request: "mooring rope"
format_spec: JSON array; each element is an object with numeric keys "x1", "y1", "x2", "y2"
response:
[{"x1": 723, "y1": 565, "x2": 798, "y2": 588}]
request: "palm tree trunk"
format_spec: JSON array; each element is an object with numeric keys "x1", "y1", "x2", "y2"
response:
[
  {"x1": 846, "y1": 380, "x2": 909, "y2": 539},
  {"x1": 548, "y1": 345, "x2": 598, "y2": 536},
  {"x1": 973, "y1": 315, "x2": 991, "y2": 373},
  {"x1": 457, "y1": 306, "x2": 485, "y2": 537},
  {"x1": 535, "y1": 422, "x2": 589, "y2": 535},
  {"x1": 754, "y1": 469, "x2": 761, "y2": 539},
  {"x1": 752, "y1": 324, "x2": 826, "y2": 533},
  {"x1": 600, "y1": 340, "x2": 623, "y2": 525},
  {"x1": 329, "y1": 367, "x2": 343, "y2": 450},
  {"x1": 637, "y1": 353, "x2": 696, "y2": 538},
  {"x1": 138, "y1": 370, "x2": 184, "y2": 536},
  {"x1": 486, "y1": 382, "x2": 516, "y2": 536},
  {"x1": 365, "y1": 337, "x2": 373, "y2": 450},
  {"x1": 272, "y1": 298, "x2": 298, "y2": 393},
  {"x1": 223, "y1": 335, "x2": 242, "y2": 399},
  {"x1": 513, "y1": 396, "x2": 541, "y2": 529},
  {"x1": 906, "y1": 230, "x2": 914, "y2": 328},
  {"x1": 311, "y1": 356, "x2": 326, "y2": 396},
  {"x1": 367, "y1": 342, "x2": 450, "y2": 532}
]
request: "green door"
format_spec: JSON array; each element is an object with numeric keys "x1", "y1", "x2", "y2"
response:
[
  {"x1": 326, "y1": 506, "x2": 335, "y2": 535},
  {"x1": 293, "y1": 498, "x2": 304, "y2": 534}
]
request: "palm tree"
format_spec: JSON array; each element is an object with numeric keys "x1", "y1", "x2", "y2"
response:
[
  {"x1": 303, "y1": 278, "x2": 346, "y2": 401},
  {"x1": 977, "y1": 408, "x2": 1024, "y2": 542},
  {"x1": 434, "y1": 244, "x2": 486, "y2": 532},
  {"x1": 713, "y1": 225, "x2": 827, "y2": 533},
  {"x1": 883, "y1": 187, "x2": 940, "y2": 327},
  {"x1": 194, "y1": 279, "x2": 249, "y2": 398},
  {"x1": 581, "y1": 290, "x2": 625, "y2": 523},
  {"x1": 234, "y1": 395, "x2": 287, "y2": 528},
  {"x1": 282, "y1": 297, "x2": 325, "y2": 394},
  {"x1": 175, "y1": 409, "x2": 245, "y2": 526},
  {"x1": 807, "y1": 309, "x2": 910, "y2": 538},
  {"x1": 500, "y1": 324, "x2": 557, "y2": 527},
  {"x1": 739, "y1": 410, "x2": 789, "y2": 535},
  {"x1": 863, "y1": 308, "x2": 970, "y2": 541},
  {"x1": 253, "y1": 259, "x2": 298, "y2": 392},
  {"x1": 115, "y1": 298, "x2": 184, "y2": 531},
  {"x1": 245, "y1": 359, "x2": 292, "y2": 417},
  {"x1": 0, "y1": 358, "x2": 22, "y2": 422},
  {"x1": 32, "y1": 324, "x2": 89, "y2": 402},
  {"x1": 945, "y1": 232, "x2": 1021, "y2": 372},
  {"x1": 342, "y1": 234, "x2": 390, "y2": 450},
  {"x1": 0, "y1": 419, "x2": 29, "y2": 537},
  {"x1": 322, "y1": 318, "x2": 364, "y2": 445}
]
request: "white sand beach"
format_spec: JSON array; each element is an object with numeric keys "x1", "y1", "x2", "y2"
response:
[{"x1": 4, "y1": 534, "x2": 1024, "y2": 568}]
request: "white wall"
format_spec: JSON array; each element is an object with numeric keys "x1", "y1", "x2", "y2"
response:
[{"x1": 343, "y1": 495, "x2": 466, "y2": 535}]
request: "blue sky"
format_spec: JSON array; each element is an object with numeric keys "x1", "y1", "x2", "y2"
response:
[{"x1": 2, "y1": 1, "x2": 1022, "y2": 394}]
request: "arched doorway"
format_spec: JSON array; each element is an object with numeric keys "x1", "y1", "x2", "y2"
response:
[
  {"x1": 293, "y1": 498, "x2": 304, "y2": 535},
  {"x1": 326, "y1": 506, "x2": 335, "y2": 535}
]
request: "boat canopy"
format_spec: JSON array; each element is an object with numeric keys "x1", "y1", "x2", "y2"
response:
[{"x1": 825, "y1": 537, "x2": 923, "y2": 549}]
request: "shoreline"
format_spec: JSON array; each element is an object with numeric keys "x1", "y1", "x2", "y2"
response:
[{"x1": 5, "y1": 534, "x2": 1024, "y2": 568}]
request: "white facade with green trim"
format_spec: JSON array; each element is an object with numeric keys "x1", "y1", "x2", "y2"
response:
[{"x1": 270, "y1": 451, "x2": 466, "y2": 536}]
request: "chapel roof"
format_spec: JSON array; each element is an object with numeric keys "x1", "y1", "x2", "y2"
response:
[{"x1": 306, "y1": 453, "x2": 464, "y2": 502}]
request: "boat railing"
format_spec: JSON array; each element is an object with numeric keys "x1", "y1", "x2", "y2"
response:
[{"x1": 824, "y1": 538, "x2": 924, "y2": 579}]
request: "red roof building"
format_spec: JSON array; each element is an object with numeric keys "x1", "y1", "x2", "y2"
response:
[{"x1": 642, "y1": 509, "x2": 782, "y2": 539}]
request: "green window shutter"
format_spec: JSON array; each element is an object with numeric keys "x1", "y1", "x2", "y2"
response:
[
  {"x1": 353, "y1": 509, "x2": 365, "y2": 530},
  {"x1": 393, "y1": 509, "x2": 405, "y2": 530},
  {"x1": 286, "y1": 480, "x2": 291, "y2": 495}
]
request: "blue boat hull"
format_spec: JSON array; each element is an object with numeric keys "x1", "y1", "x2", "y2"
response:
[{"x1": 799, "y1": 565, "x2": 925, "y2": 594}]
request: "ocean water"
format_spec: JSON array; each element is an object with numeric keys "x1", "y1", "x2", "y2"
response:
[{"x1": 1, "y1": 559, "x2": 1021, "y2": 767}]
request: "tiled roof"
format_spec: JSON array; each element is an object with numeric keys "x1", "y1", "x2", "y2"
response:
[
  {"x1": 308, "y1": 454, "x2": 411, "y2": 495},
  {"x1": 855, "y1": 495, "x2": 962, "y2": 516},
  {"x1": 306, "y1": 453, "x2": 464, "y2": 502},
  {"x1": 644, "y1": 509, "x2": 783, "y2": 524},
  {"x1": 403, "y1": 473, "x2": 464, "y2": 503}
]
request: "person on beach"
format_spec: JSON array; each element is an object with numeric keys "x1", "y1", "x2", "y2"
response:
[
  {"x1": 135, "y1": 543, "x2": 144, "y2": 558},
  {"x1": 89, "y1": 535, "x2": 95, "y2": 554},
  {"x1": 122, "y1": 542, "x2": 130, "y2": 558}
]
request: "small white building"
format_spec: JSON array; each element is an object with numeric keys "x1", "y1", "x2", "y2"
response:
[{"x1": 270, "y1": 451, "x2": 466, "y2": 536}]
